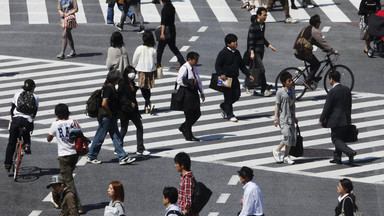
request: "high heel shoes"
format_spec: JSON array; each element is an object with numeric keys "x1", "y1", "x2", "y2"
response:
[
  {"x1": 241, "y1": 2, "x2": 250, "y2": 9},
  {"x1": 248, "y1": 5, "x2": 256, "y2": 11}
]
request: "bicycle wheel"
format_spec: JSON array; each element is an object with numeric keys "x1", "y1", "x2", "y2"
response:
[
  {"x1": 13, "y1": 140, "x2": 23, "y2": 181},
  {"x1": 324, "y1": 65, "x2": 354, "y2": 93},
  {"x1": 275, "y1": 67, "x2": 307, "y2": 100}
]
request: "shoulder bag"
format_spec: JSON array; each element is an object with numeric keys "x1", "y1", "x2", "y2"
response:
[
  {"x1": 339, "y1": 196, "x2": 363, "y2": 216},
  {"x1": 209, "y1": 73, "x2": 223, "y2": 92},
  {"x1": 289, "y1": 124, "x2": 304, "y2": 157},
  {"x1": 170, "y1": 82, "x2": 184, "y2": 111}
]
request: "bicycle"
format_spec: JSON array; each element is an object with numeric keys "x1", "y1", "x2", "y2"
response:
[
  {"x1": 13, "y1": 127, "x2": 26, "y2": 181},
  {"x1": 274, "y1": 53, "x2": 354, "y2": 100}
]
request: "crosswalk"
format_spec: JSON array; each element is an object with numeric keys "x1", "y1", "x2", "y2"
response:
[
  {"x1": 0, "y1": 0, "x2": 362, "y2": 25},
  {"x1": 0, "y1": 54, "x2": 383, "y2": 185}
]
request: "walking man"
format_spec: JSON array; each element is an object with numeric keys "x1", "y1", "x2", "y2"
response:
[
  {"x1": 237, "y1": 166, "x2": 265, "y2": 216},
  {"x1": 215, "y1": 33, "x2": 254, "y2": 122},
  {"x1": 4, "y1": 79, "x2": 38, "y2": 172},
  {"x1": 47, "y1": 175, "x2": 79, "y2": 216},
  {"x1": 177, "y1": 52, "x2": 205, "y2": 142},
  {"x1": 318, "y1": 71, "x2": 356, "y2": 165},
  {"x1": 86, "y1": 70, "x2": 136, "y2": 165}
]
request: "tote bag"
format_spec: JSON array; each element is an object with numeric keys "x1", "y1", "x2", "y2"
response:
[{"x1": 289, "y1": 125, "x2": 303, "y2": 157}]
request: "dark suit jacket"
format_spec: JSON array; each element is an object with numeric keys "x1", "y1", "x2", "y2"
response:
[{"x1": 319, "y1": 84, "x2": 352, "y2": 128}]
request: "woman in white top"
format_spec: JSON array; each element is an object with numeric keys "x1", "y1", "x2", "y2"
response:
[
  {"x1": 132, "y1": 31, "x2": 157, "y2": 114},
  {"x1": 106, "y1": 31, "x2": 130, "y2": 73}
]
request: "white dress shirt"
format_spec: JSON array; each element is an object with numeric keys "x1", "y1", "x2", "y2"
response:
[
  {"x1": 177, "y1": 62, "x2": 204, "y2": 95},
  {"x1": 239, "y1": 180, "x2": 264, "y2": 216}
]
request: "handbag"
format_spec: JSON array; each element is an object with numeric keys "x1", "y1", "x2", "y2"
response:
[
  {"x1": 155, "y1": 26, "x2": 171, "y2": 41},
  {"x1": 209, "y1": 73, "x2": 223, "y2": 92},
  {"x1": 344, "y1": 125, "x2": 358, "y2": 142},
  {"x1": 63, "y1": 15, "x2": 77, "y2": 29},
  {"x1": 170, "y1": 82, "x2": 183, "y2": 111},
  {"x1": 289, "y1": 125, "x2": 303, "y2": 157},
  {"x1": 339, "y1": 197, "x2": 363, "y2": 216},
  {"x1": 245, "y1": 59, "x2": 261, "y2": 88}
]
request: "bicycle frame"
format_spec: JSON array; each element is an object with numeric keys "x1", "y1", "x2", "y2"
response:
[{"x1": 301, "y1": 53, "x2": 336, "y2": 80}]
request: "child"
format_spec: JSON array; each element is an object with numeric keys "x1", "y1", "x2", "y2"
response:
[
  {"x1": 272, "y1": 72, "x2": 298, "y2": 165},
  {"x1": 163, "y1": 186, "x2": 183, "y2": 216},
  {"x1": 47, "y1": 103, "x2": 83, "y2": 213},
  {"x1": 106, "y1": 181, "x2": 126, "y2": 216}
]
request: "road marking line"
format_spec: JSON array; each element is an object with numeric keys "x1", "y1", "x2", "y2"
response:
[
  {"x1": 141, "y1": 0, "x2": 161, "y2": 22},
  {"x1": 197, "y1": 26, "x2": 208, "y2": 32},
  {"x1": 228, "y1": 175, "x2": 239, "y2": 185},
  {"x1": 0, "y1": 0, "x2": 11, "y2": 25},
  {"x1": 207, "y1": 0, "x2": 238, "y2": 22},
  {"x1": 180, "y1": 46, "x2": 190, "y2": 52},
  {"x1": 216, "y1": 193, "x2": 230, "y2": 203},
  {"x1": 173, "y1": 0, "x2": 200, "y2": 22},
  {"x1": 77, "y1": 156, "x2": 88, "y2": 166},
  {"x1": 189, "y1": 36, "x2": 199, "y2": 42},
  {"x1": 76, "y1": 0, "x2": 87, "y2": 24},
  {"x1": 28, "y1": 210, "x2": 42, "y2": 216},
  {"x1": 322, "y1": 26, "x2": 331, "y2": 32},
  {"x1": 27, "y1": 0, "x2": 49, "y2": 24},
  {"x1": 169, "y1": 56, "x2": 177, "y2": 62},
  {"x1": 208, "y1": 213, "x2": 220, "y2": 216},
  {"x1": 289, "y1": 0, "x2": 311, "y2": 22},
  {"x1": 349, "y1": 0, "x2": 361, "y2": 10},
  {"x1": 312, "y1": 0, "x2": 351, "y2": 22},
  {"x1": 43, "y1": 192, "x2": 52, "y2": 202}
]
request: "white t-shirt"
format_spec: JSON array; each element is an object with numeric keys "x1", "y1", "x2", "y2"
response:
[
  {"x1": 49, "y1": 119, "x2": 81, "y2": 157},
  {"x1": 12, "y1": 91, "x2": 39, "y2": 122}
]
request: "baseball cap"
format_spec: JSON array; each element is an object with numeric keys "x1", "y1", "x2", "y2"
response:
[
  {"x1": 22, "y1": 79, "x2": 36, "y2": 91},
  {"x1": 46, "y1": 175, "x2": 64, "y2": 189},
  {"x1": 237, "y1": 166, "x2": 254, "y2": 178}
]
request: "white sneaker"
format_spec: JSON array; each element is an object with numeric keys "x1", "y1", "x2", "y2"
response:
[
  {"x1": 272, "y1": 148, "x2": 282, "y2": 163},
  {"x1": 136, "y1": 150, "x2": 151, "y2": 156},
  {"x1": 264, "y1": 90, "x2": 273, "y2": 97},
  {"x1": 86, "y1": 156, "x2": 102, "y2": 164},
  {"x1": 230, "y1": 117, "x2": 238, "y2": 122},
  {"x1": 283, "y1": 156, "x2": 295, "y2": 165},
  {"x1": 285, "y1": 17, "x2": 298, "y2": 24},
  {"x1": 149, "y1": 104, "x2": 155, "y2": 115},
  {"x1": 119, "y1": 156, "x2": 136, "y2": 165},
  {"x1": 307, "y1": 4, "x2": 314, "y2": 8}
]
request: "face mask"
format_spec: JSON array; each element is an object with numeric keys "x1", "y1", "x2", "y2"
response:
[{"x1": 128, "y1": 73, "x2": 136, "y2": 80}]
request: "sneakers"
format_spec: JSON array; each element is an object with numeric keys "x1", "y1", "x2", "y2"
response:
[
  {"x1": 285, "y1": 17, "x2": 298, "y2": 24},
  {"x1": 67, "y1": 50, "x2": 76, "y2": 58},
  {"x1": 130, "y1": 13, "x2": 136, "y2": 25},
  {"x1": 307, "y1": 3, "x2": 314, "y2": 8},
  {"x1": 138, "y1": 26, "x2": 145, "y2": 34},
  {"x1": 149, "y1": 104, "x2": 155, "y2": 115},
  {"x1": 56, "y1": 52, "x2": 65, "y2": 59},
  {"x1": 86, "y1": 156, "x2": 102, "y2": 164},
  {"x1": 136, "y1": 150, "x2": 151, "y2": 156},
  {"x1": 245, "y1": 87, "x2": 255, "y2": 95},
  {"x1": 302, "y1": 79, "x2": 313, "y2": 90},
  {"x1": 119, "y1": 156, "x2": 136, "y2": 165},
  {"x1": 24, "y1": 145, "x2": 31, "y2": 154},
  {"x1": 221, "y1": 112, "x2": 227, "y2": 119},
  {"x1": 272, "y1": 148, "x2": 282, "y2": 163},
  {"x1": 144, "y1": 106, "x2": 149, "y2": 114},
  {"x1": 5, "y1": 165, "x2": 11, "y2": 172},
  {"x1": 230, "y1": 116, "x2": 238, "y2": 122},
  {"x1": 283, "y1": 155, "x2": 295, "y2": 164},
  {"x1": 263, "y1": 90, "x2": 273, "y2": 97},
  {"x1": 116, "y1": 23, "x2": 123, "y2": 31}
]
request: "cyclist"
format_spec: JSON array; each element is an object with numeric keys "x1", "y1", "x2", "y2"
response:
[
  {"x1": 4, "y1": 79, "x2": 39, "y2": 172},
  {"x1": 293, "y1": 14, "x2": 339, "y2": 90}
]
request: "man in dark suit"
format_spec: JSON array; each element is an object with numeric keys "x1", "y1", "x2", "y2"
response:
[{"x1": 318, "y1": 71, "x2": 356, "y2": 165}]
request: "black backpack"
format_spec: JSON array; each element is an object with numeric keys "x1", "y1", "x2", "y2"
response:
[
  {"x1": 191, "y1": 180, "x2": 212, "y2": 213},
  {"x1": 16, "y1": 91, "x2": 36, "y2": 115}
]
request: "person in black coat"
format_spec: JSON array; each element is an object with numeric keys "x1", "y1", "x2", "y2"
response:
[
  {"x1": 118, "y1": 66, "x2": 150, "y2": 155},
  {"x1": 358, "y1": 0, "x2": 381, "y2": 52},
  {"x1": 335, "y1": 178, "x2": 358, "y2": 216},
  {"x1": 215, "y1": 34, "x2": 254, "y2": 122},
  {"x1": 318, "y1": 71, "x2": 356, "y2": 165}
]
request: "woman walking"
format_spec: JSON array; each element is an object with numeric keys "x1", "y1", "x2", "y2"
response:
[
  {"x1": 106, "y1": 31, "x2": 130, "y2": 73},
  {"x1": 57, "y1": 0, "x2": 78, "y2": 59},
  {"x1": 335, "y1": 178, "x2": 358, "y2": 216},
  {"x1": 105, "y1": 181, "x2": 126, "y2": 216},
  {"x1": 132, "y1": 31, "x2": 156, "y2": 114}
]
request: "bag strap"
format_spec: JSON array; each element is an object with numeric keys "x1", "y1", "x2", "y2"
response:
[
  {"x1": 166, "y1": 210, "x2": 183, "y2": 216},
  {"x1": 296, "y1": 124, "x2": 301, "y2": 135},
  {"x1": 341, "y1": 196, "x2": 355, "y2": 213},
  {"x1": 174, "y1": 82, "x2": 178, "y2": 90}
]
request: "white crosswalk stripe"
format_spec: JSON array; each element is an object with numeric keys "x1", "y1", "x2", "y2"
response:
[
  {"x1": 0, "y1": 0, "x2": 361, "y2": 25},
  {"x1": 0, "y1": 55, "x2": 383, "y2": 185}
]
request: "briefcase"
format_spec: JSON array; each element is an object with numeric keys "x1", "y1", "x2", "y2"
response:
[{"x1": 344, "y1": 125, "x2": 358, "y2": 142}]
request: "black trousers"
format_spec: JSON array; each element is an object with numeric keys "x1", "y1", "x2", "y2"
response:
[
  {"x1": 140, "y1": 88, "x2": 151, "y2": 107},
  {"x1": 4, "y1": 117, "x2": 33, "y2": 166},
  {"x1": 156, "y1": 27, "x2": 185, "y2": 67},
  {"x1": 120, "y1": 113, "x2": 145, "y2": 152},
  {"x1": 119, "y1": 0, "x2": 132, "y2": 27},
  {"x1": 331, "y1": 126, "x2": 355, "y2": 160},
  {"x1": 220, "y1": 78, "x2": 241, "y2": 119},
  {"x1": 181, "y1": 109, "x2": 201, "y2": 139},
  {"x1": 254, "y1": 52, "x2": 268, "y2": 93},
  {"x1": 294, "y1": 53, "x2": 320, "y2": 81}
]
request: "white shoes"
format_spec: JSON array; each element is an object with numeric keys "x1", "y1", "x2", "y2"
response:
[
  {"x1": 264, "y1": 90, "x2": 273, "y2": 97},
  {"x1": 283, "y1": 155, "x2": 295, "y2": 165},
  {"x1": 136, "y1": 150, "x2": 151, "y2": 156},
  {"x1": 86, "y1": 156, "x2": 102, "y2": 164},
  {"x1": 272, "y1": 148, "x2": 282, "y2": 163},
  {"x1": 119, "y1": 156, "x2": 136, "y2": 165},
  {"x1": 230, "y1": 116, "x2": 238, "y2": 122},
  {"x1": 285, "y1": 17, "x2": 298, "y2": 24}
]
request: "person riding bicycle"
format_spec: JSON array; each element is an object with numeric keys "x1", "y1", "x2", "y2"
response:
[
  {"x1": 293, "y1": 14, "x2": 339, "y2": 90},
  {"x1": 4, "y1": 79, "x2": 39, "y2": 172}
]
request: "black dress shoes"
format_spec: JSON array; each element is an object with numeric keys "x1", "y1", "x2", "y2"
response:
[
  {"x1": 329, "y1": 159, "x2": 342, "y2": 164},
  {"x1": 348, "y1": 151, "x2": 357, "y2": 165},
  {"x1": 186, "y1": 137, "x2": 200, "y2": 142}
]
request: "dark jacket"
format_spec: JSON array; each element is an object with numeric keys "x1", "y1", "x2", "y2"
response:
[
  {"x1": 117, "y1": 78, "x2": 140, "y2": 119},
  {"x1": 161, "y1": 3, "x2": 176, "y2": 29},
  {"x1": 319, "y1": 84, "x2": 352, "y2": 128},
  {"x1": 335, "y1": 195, "x2": 357, "y2": 216},
  {"x1": 358, "y1": 0, "x2": 381, "y2": 16},
  {"x1": 247, "y1": 21, "x2": 270, "y2": 53},
  {"x1": 215, "y1": 47, "x2": 250, "y2": 78}
]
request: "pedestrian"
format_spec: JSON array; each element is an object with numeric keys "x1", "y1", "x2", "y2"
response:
[
  {"x1": 106, "y1": 0, "x2": 136, "y2": 26},
  {"x1": 4, "y1": 79, "x2": 38, "y2": 172},
  {"x1": 86, "y1": 70, "x2": 136, "y2": 165},
  {"x1": 163, "y1": 186, "x2": 183, "y2": 216},
  {"x1": 118, "y1": 66, "x2": 150, "y2": 156},
  {"x1": 272, "y1": 72, "x2": 297, "y2": 165},
  {"x1": 46, "y1": 104, "x2": 83, "y2": 213},
  {"x1": 293, "y1": 14, "x2": 338, "y2": 90},
  {"x1": 106, "y1": 31, "x2": 130, "y2": 73},
  {"x1": 246, "y1": 8, "x2": 276, "y2": 97},
  {"x1": 265, "y1": 0, "x2": 297, "y2": 23},
  {"x1": 215, "y1": 33, "x2": 254, "y2": 122},
  {"x1": 105, "y1": 181, "x2": 126, "y2": 216},
  {"x1": 47, "y1": 175, "x2": 79, "y2": 216},
  {"x1": 358, "y1": 0, "x2": 381, "y2": 53},
  {"x1": 156, "y1": 0, "x2": 186, "y2": 69},
  {"x1": 57, "y1": 0, "x2": 78, "y2": 59},
  {"x1": 132, "y1": 31, "x2": 156, "y2": 114},
  {"x1": 237, "y1": 166, "x2": 265, "y2": 216},
  {"x1": 177, "y1": 52, "x2": 205, "y2": 142},
  {"x1": 116, "y1": 0, "x2": 145, "y2": 33},
  {"x1": 335, "y1": 178, "x2": 358, "y2": 216},
  {"x1": 174, "y1": 152, "x2": 197, "y2": 216},
  {"x1": 318, "y1": 71, "x2": 356, "y2": 165}
]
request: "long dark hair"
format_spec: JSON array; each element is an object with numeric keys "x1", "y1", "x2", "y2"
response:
[
  {"x1": 142, "y1": 31, "x2": 155, "y2": 47},
  {"x1": 110, "y1": 31, "x2": 124, "y2": 48},
  {"x1": 339, "y1": 178, "x2": 358, "y2": 209}
]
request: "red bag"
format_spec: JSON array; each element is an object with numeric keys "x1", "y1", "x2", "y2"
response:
[{"x1": 75, "y1": 136, "x2": 89, "y2": 156}]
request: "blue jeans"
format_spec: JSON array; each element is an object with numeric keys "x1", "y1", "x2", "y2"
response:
[
  {"x1": 107, "y1": 3, "x2": 133, "y2": 24},
  {"x1": 88, "y1": 116, "x2": 127, "y2": 161}
]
